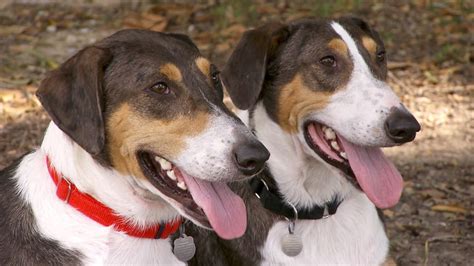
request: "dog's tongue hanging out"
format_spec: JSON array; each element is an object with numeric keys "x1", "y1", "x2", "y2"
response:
[
  {"x1": 338, "y1": 136, "x2": 403, "y2": 209},
  {"x1": 177, "y1": 171, "x2": 247, "y2": 239},
  {"x1": 307, "y1": 123, "x2": 403, "y2": 209}
]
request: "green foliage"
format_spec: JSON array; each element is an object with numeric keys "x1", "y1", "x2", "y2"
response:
[
  {"x1": 309, "y1": 0, "x2": 363, "y2": 17},
  {"x1": 434, "y1": 43, "x2": 463, "y2": 64},
  {"x1": 211, "y1": 0, "x2": 258, "y2": 29}
]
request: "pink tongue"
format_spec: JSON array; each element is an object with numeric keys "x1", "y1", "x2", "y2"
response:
[
  {"x1": 179, "y1": 171, "x2": 247, "y2": 239},
  {"x1": 338, "y1": 136, "x2": 403, "y2": 209}
]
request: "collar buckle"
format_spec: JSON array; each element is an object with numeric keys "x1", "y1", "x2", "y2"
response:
[{"x1": 59, "y1": 175, "x2": 73, "y2": 203}]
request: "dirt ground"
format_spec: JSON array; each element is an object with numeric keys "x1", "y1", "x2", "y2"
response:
[{"x1": 0, "y1": 1, "x2": 472, "y2": 265}]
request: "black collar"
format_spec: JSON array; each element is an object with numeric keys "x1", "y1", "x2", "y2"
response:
[
  {"x1": 249, "y1": 173, "x2": 342, "y2": 220},
  {"x1": 247, "y1": 109, "x2": 342, "y2": 220}
]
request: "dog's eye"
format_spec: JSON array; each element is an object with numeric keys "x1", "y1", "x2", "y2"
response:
[
  {"x1": 211, "y1": 69, "x2": 224, "y2": 100},
  {"x1": 320, "y1": 56, "x2": 337, "y2": 67},
  {"x1": 376, "y1": 51, "x2": 386, "y2": 63},
  {"x1": 149, "y1": 82, "x2": 170, "y2": 95},
  {"x1": 211, "y1": 71, "x2": 221, "y2": 87}
]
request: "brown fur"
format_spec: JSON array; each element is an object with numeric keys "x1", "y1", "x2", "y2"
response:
[
  {"x1": 106, "y1": 103, "x2": 209, "y2": 178},
  {"x1": 160, "y1": 63, "x2": 183, "y2": 82},
  {"x1": 328, "y1": 38, "x2": 348, "y2": 57},
  {"x1": 362, "y1": 36, "x2": 377, "y2": 59},
  {"x1": 277, "y1": 74, "x2": 331, "y2": 133},
  {"x1": 195, "y1": 57, "x2": 211, "y2": 77}
]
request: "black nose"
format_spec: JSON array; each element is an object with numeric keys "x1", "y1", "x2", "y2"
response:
[
  {"x1": 384, "y1": 107, "x2": 421, "y2": 143},
  {"x1": 233, "y1": 141, "x2": 270, "y2": 176}
]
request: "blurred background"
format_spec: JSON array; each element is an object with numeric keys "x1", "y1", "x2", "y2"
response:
[{"x1": 0, "y1": 0, "x2": 472, "y2": 264}]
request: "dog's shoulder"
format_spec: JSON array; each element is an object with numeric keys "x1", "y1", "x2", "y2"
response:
[{"x1": 0, "y1": 154, "x2": 83, "y2": 265}]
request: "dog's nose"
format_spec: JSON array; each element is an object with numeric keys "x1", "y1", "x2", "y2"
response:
[
  {"x1": 384, "y1": 107, "x2": 421, "y2": 143},
  {"x1": 233, "y1": 141, "x2": 270, "y2": 176}
]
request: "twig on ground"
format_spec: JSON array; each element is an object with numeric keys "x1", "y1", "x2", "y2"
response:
[{"x1": 423, "y1": 235, "x2": 460, "y2": 266}]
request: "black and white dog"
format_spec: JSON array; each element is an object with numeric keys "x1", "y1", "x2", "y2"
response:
[
  {"x1": 190, "y1": 17, "x2": 420, "y2": 265},
  {"x1": 0, "y1": 29, "x2": 269, "y2": 264}
]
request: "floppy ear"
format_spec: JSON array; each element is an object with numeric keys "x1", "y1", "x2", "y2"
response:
[
  {"x1": 36, "y1": 46, "x2": 112, "y2": 155},
  {"x1": 222, "y1": 23, "x2": 289, "y2": 110}
]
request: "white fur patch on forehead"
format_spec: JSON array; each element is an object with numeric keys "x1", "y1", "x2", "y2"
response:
[
  {"x1": 330, "y1": 22, "x2": 370, "y2": 74},
  {"x1": 310, "y1": 22, "x2": 403, "y2": 147}
]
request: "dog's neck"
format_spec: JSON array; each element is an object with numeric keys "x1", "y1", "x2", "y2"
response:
[
  {"x1": 41, "y1": 122, "x2": 179, "y2": 227},
  {"x1": 245, "y1": 104, "x2": 355, "y2": 209}
]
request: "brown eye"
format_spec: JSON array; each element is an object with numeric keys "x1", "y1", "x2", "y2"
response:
[
  {"x1": 211, "y1": 71, "x2": 220, "y2": 84},
  {"x1": 211, "y1": 65, "x2": 223, "y2": 100},
  {"x1": 149, "y1": 82, "x2": 170, "y2": 95},
  {"x1": 376, "y1": 51, "x2": 386, "y2": 62},
  {"x1": 210, "y1": 64, "x2": 221, "y2": 86},
  {"x1": 320, "y1": 56, "x2": 337, "y2": 67}
]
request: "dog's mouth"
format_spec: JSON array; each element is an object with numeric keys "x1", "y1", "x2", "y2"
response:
[
  {"x1": 137, "y1": 151, "x2": 247, "y2": 239},
  {"x1": 303, "y1": 122, "x2": 404, "y2": 209}
]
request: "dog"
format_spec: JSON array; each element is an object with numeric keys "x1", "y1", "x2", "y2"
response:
[
  {"x1": 189, "y1": 17, "x2": 421, "y2": 265},
  {"x1": 0, "y1": 29, "x2": 270, "y2": 265}
]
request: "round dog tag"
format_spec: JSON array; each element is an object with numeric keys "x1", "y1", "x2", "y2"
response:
[
  {"x1": 173, "y1": 236, "x2": 196, "y2": 262},
  {"x1": 281, "y1": 233, "x2": 303, "y2": 257}
]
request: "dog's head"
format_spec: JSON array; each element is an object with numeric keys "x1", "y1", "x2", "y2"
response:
[
  {"x1": 37, "y1": 29, "x2": 269, "y2": 239},
  {"x1": 223, "y1": 18, "x2": 420, "y2": 208}
]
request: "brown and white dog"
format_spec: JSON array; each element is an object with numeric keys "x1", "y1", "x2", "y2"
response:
[
  {"x1": 189, "y1": 17, "x2": 420, "y2": 265},
  {"x1": 0, "y1": 29, "x2": 269, "y2": 264}
]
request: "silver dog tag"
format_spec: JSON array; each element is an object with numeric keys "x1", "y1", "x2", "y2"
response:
[
  {"x1": 281, "y1": 233, "x2": 303, "y2": 257},
  {"x1": 173, "y1": 235, "x2": 196, "y2": 262},
  {"x1": 281, "y1": 202, "x2": 302, "y2": 257}
]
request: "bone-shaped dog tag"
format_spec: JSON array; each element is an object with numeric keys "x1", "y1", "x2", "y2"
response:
[{"x1": 173, "y1": 235, "x2": 196, "y2": 262}]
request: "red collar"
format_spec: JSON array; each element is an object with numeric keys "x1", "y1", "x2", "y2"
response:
[{"x1": 45, "y1": 156, "x2": 180, "y2": 239}]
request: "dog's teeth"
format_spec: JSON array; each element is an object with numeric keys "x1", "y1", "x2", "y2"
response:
[
  {"x1": 167, "y1": 170, "x2": 177, "y2": 181},
  {"x1": 160, "y1": 160, "x2": 172, "y2": 170},
  {"x1": 340, "y1": 151, "x2": 347, "y2": 159},
  {"x1": 177, "y1": 181, "x2": 187, "y2": 190},
  {"x1": 331, "y1": 141, "x2": 340, "y2": 151},
  {"x1": 324, "y1": 127, "x2": 336, "y2": 140},
  {"x1": 155, "y1": 156, "x2": 171, "y2": 170}
]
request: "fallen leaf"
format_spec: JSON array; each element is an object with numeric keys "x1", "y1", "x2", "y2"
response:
[
  {"x1": 123, "y1": 13, "x2": 168, "y2": 32},
  {"x1": 431, "y1": 204, "x2": 467, "y2": 214},
  {"x1": 383, "y1": 209, "x2": 395, "y2": 219}
]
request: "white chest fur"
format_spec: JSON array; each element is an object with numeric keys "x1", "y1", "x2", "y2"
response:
[
  {"x1": 260, "y1": 191, "x2": 388, "y2": 265},
  {"x1": 15, "y1": 151, "x2": 185, "y2": 265},
  {"x1": 241, "y1": 106, "x2": 389, "y2": 265}
]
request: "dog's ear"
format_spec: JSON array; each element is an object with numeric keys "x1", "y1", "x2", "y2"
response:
[
  {"x1": 222, "y1": 22, "x2": 289, "y2": 110},
  {"x1": 36, "y1": 46, "x2": 112, "y2": 155}
]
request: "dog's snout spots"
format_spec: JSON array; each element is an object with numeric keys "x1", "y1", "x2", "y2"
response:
[
  {"x1": 362, "y1": 36, "x2": 377, "y2": 59},
  {"x1": 160, "y1": 63, "x2": 182, "y2": 82},
  {"x1": 195, "y1": 57, "x2": 211, "y2": 78},
  {"x1": 278, "y1": 74, "x2": 331, "y2": 133},
  {"x1": 328, "y1": 38, "x2": 348, "y2": 57}
]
